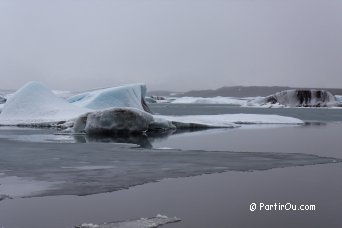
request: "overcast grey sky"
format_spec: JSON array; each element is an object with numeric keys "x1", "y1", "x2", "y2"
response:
[{"x1": 0, "y1": 0, "x2": 341, "y2": 91}]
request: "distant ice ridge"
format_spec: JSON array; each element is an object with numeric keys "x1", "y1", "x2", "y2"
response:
[
  {"x1": 67, "y1": 84, "x2": 151, "y2": 113},
  {"x1": 147, "y1": 90, "x2": 342, "y2": 108},
  {"x1": 77, "y1": 215, "x2": 181, "y2": 228},
  {"x1": 170, "y1": 96, "x2": 251, "y2": 106}
]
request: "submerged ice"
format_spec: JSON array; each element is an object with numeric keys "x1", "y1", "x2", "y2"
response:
[{"x1": 0, "y1": 140, "x2": 339, "y2": 198}]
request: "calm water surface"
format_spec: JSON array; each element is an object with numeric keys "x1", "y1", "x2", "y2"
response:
[{"x1": 0, "y1": 105, "x2": 341, "y2": 228}]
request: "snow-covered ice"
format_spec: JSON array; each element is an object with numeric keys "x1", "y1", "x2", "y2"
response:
[{"x1": 77, "y1": 215, "x2": 181, "y2": 228}]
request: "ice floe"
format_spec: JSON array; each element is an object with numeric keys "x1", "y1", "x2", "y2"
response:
[
  {"x1": 76, "y1": 215, "x2": 181, "y2": 228},
  {"x1": 155, "y1": 114, "x2": 304, "y2": 128}
]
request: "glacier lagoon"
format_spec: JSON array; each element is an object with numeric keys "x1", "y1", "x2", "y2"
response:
[{"x1": 0, "y1": 104, "x2": 341, "y2": 227}]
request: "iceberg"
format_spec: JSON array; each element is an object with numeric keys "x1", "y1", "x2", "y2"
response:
[
  {"x1": 77, "y1": 215, "x2": 181, "y2": 228},
  {"x1": 257, "y1": 89, "x2": 337, "y2": 107},
  {"x1": 0, "y1": 82, "x2": 90, "y2": 125},
  {"x1": 67, "y1": 84, "x2": 151, "y2": 113}
]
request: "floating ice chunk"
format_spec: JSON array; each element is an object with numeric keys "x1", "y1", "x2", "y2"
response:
[
  {"x1": 145, "y1": 96, "x2": 171, "y2": 104},
  {"x1": 76, "y1": 215, "x2": 181, "y2": 228},
  {"x1": 256, "y1": 89, "x2": 337, "y2": 107},
  {"x1": 155, "y1": 114, "x2": 303, "y2": 128},
  {"x1": 68, "y1": 84, "x2": 151, "y2": 112},
  {"x1": 0, "y1": 82, "x2": 90, "y2": 125}
]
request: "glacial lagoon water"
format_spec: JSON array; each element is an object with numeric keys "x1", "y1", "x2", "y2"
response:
[{"x1": 0, "y1": 104, "x2": 341, "y2": 228}]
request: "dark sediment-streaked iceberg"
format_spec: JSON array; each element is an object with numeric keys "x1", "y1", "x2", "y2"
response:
[{"x1": 257, "y1": 89, "x2": 337, "y2": 107}]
